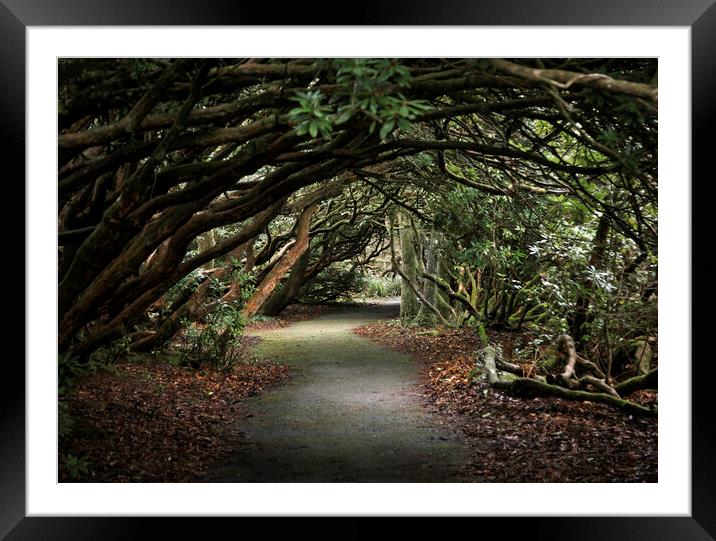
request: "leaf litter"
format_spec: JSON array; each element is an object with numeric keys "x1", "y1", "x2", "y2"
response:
[
  {"x1": 59, "y1": 304, "x2": 329, "y2": 482},
  {"x1": 354, "y1": 321, "x2": 657, "y2": 482}
]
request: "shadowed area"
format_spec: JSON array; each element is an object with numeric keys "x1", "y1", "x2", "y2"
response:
[{"x1": 208, "y1": 301, "x2": 470, "y2": 482}]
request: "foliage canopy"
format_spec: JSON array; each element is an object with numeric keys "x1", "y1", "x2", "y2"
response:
[{"x1": 58, "y1": 58, "x2": 657, "y2": 371}]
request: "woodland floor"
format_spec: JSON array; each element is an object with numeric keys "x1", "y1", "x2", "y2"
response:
[
  {"x1": 59, "y1": 304, "x2": 326, "y2": 482},
  {"x1": 355, "y1": 320, "x2": 658, "y2": 482},
  {"x1": 60, "y1": 301, "x2": 657, "y2": 483}
]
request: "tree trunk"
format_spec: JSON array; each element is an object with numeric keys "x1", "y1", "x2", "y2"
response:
[
  {"x1": 241, "y1": 203, "x2": 317, "y2": 319},
  {"x1": 421, "y1": 271, "x2": 481, "y2": 323},
  {"x1": 67, "y1": 202, "x2": 282, "y2": 359},
  {"x1": 258, "y1": 249, "x2": 311, "y2": 316},
  {"x1": 436, "y1": 260, "x2": 456, "y2": 322},
  {"x1": 398, "y1": 212, "x2": 420, "y2": 320},
  {"x1": 197, "y1": 229, "x2": 216, "y2": 270},
  {"x1": 569, "y1": 212, "x2": 610, "y2": 346},
  {"x1": 413, "y1": 229, "x2": 440, "y2": 325},
  {"x1": 132, "y1": 275, "x2": 215, "y2": 352},
  {"x1": 388, "y1": 215, "x2": 451, "y2": 326},
  {"x1": 131, "y1": 241, "x2": 251, "y2": 352}
]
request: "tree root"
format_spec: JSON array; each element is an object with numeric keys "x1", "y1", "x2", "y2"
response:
[
  {"x1": 496, "y1": 357, "x2": 525, "y2": 376},
  {"x1": 615, "y1": 369, "x2": 658, "y2": 396},
  {"x1": 551, "y1": 334, "x2": 619, "y2": 397},
  {"x1": 480, "y1": 345, "x2": 656, "y2": 417}
]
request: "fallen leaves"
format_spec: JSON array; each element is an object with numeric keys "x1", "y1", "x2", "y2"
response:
[
  {"x1": 60, "y1": 348, "x2": 288, "y2": 483},
  {"x1": 355, "y1": 320, "x2": 658, "y2": 483},
  {"x1": 59, "y1": 303, "x2": 335, "y2": 483}
]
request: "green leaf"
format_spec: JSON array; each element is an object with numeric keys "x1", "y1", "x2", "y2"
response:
[
  {"x1": 397, "y1": 117, "x2": 411, "y2": 132},
  {"x1": 409, "y1": 100, "x2": 432, "y2": 112},
  {"x1": 379, "y1": 120, "x2": 395, "y2": 140},
  {"x1": 336, "y1": 108, "x2": 354, "y2": 124},
  {"x1": 319, "y1": 124, "x2": 333, "y2": 140}
]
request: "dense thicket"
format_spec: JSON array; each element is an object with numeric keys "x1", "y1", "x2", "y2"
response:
[{"x1": 58, "y1": 58, "x2": 657, "y2": 378}]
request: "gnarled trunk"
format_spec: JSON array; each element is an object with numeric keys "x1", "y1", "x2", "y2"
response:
[
  {"x1": 258, "y1": 250, "x2": 311, "y2": 316},
  {"x1": 413, "y1": 229, "x2": 440, "y2": 325},
  {"x1": 241, "y1": 203, "x2": 317, "y2": 319}
]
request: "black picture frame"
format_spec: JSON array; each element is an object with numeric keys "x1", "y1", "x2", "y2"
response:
[{"x1": 2, "y1": 1, "x2": 713, "y2": 538}]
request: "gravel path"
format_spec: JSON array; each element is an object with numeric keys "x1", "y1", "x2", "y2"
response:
[{"x1": 210, "y1": 302, "x2": 469, "y2": 482}]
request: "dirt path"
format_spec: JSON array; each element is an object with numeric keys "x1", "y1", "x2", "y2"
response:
[{"x1": 209, "y1": 302, "x2": 469, "y2": 482}]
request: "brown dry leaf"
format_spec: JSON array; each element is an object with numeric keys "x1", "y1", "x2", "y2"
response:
[{"x1": 355, "y1": 320, "x2": 657, "y2": 483}]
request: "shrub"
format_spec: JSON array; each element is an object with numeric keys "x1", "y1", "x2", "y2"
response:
[
  {"x1": 299, "y1": 263, "x2": 367, "y2": 303},
  {"x1": 361, "y1": 273, "x2": 401, "y2": 297},
  {"x1": 62, "y1": 453, "x2": 90, "y2": 481},
  {"x1": 178, "y1": 300, "x2": 247, "y2": 371}
]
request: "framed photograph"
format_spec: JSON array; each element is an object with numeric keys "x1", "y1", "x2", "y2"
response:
[{"x1": 2, "y1": 0, "x2": 713, "y2": 538}]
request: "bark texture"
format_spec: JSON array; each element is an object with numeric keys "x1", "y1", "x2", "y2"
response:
[
  {"x1": 398, "y1": 212, "x2": 420, "y2": 320},
  {"x1": 478, "y1": 341, "x2": 654, "y2": 417},
  {"x1": 241, "y1": 203, "x2": 317, "y2": 319}
]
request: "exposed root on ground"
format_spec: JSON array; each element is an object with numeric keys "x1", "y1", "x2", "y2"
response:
[{"x1": 354, "y1": 321, "x2": 657, "y2": 482}]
